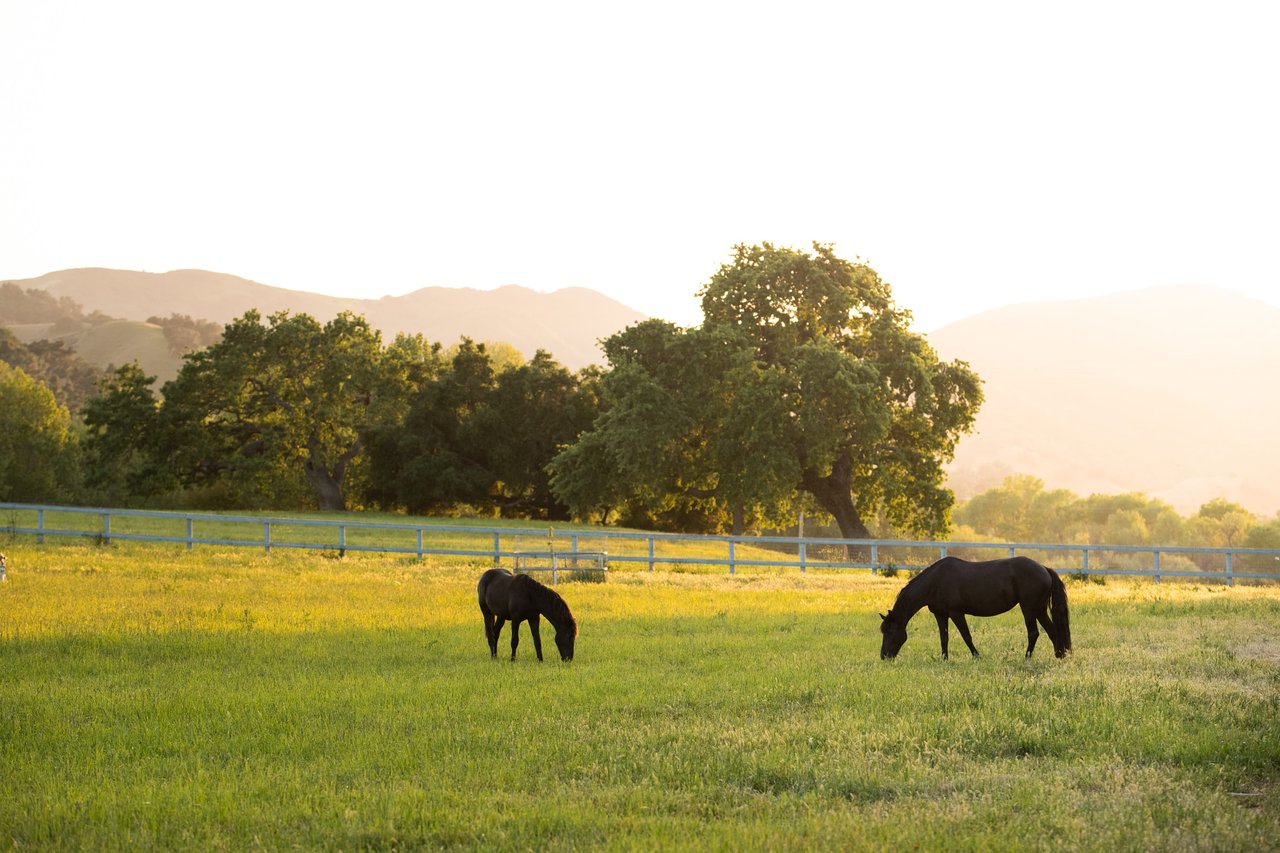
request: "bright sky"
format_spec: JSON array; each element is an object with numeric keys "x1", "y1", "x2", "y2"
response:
[{"x1": 2, "y1": 1, "x2": 1278, "y2": 331}]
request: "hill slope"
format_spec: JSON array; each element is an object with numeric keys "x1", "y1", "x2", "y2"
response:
[
  {"x1": 9, "y1": 268, "x2": 647, "y2": 370},
  {"x1": 927, "y1": 284, "x2": 1280, "y2": 516}
]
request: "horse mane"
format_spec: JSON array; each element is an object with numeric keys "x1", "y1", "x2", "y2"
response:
[
  {"x1": 888, "y1": 561, "x2": 943, "y2": 617},
  {"x1": 524, "y1": 575, "x2": 576, "y2": 629}
]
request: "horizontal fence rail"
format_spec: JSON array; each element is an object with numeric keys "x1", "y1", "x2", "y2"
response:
[{"x1": 2, "y1": 503, "x2": 1278, "y2": 585}]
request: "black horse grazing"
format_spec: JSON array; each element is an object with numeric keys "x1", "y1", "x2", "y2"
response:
[
  {"x1": 478, "y1": 568, "x2": 577, "y2": 662},
  {"x1": 879, "y1": 556, "x2": 1072, "y2": 660}
]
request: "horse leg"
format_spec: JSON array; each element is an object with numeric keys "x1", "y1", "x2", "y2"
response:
[
  {"x1": 1035, "y1": 606, "x2": 1064, "y2": 658},
  {"x1": 509, "y1": 619, "x2": 521, "y2": 660},
  {"x1": 481, "y1": 605, "x2": 498, "y2": 657},
  {"x1": 951, "y1": 613, "x2": 980, "y2": 658},
  {"x1": 1018, "y1": 601, "x2": 1040, "y2": 658},
  {"x1": 931, "y1": 610, "x2": 950, "y2": 660},
  {"x1": 529, "y1": 613, "x2": 544, "y2": 662},
  {"x1": 491, "y1": 616, "x2": 507, "y2": 658}
]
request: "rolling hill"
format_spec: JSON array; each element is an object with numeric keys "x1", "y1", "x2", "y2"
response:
[
  {"x1": 6, "y1": 319, "x2": 184, "y2": 385},
  {"x1": 927, "y1": 284, "x2": 1280, "y2": 516},
  {"x1": 7, "y1": 268, "x2": 647, "y2": 370}
]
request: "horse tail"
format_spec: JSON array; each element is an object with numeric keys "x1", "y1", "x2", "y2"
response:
[{"x1": 1048, "y1": 568, "x2": 1072, "y2": 652}]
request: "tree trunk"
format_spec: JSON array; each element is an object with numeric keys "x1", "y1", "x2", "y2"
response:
[
  {"x1": 731, "y1": 503, "x2": 745, "y2": 536},
  {"x1": 800, "y1": 452, "x2": 871, "y2": 560},
  {"x1": 303, "y1": 436, "x2": 362, "y2": 512}
]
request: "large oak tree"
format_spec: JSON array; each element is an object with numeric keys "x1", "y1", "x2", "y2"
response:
[
  {"x1": 155, "y1": 310, "x2": 430, "y2": 510},
  {"x1": 551, "y1": 242, "x2": 983, "y2": 546}
]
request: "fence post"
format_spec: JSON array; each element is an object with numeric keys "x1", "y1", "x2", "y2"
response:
[
  {"x1": 1154, "y1": 550, "x2": 1161, "y2": 585},
  {"x1": 799, "y1": 541, "x2": 807, "y2": 573},
  {"x1": 940, "y1": 545, "x2": 948, "y2": 559},
  {"x1": 264, "y1": 521, "x2": 271, "y2": 553},
  {"x1": 417, "y1": 529, "x2": 424, "y2": 561},
  {"x1": 1081, "y1": 548, "x2": 1089, "y2": 577},
  {"x1": 339, "y1": 525, "x2": 347, "y2": 558},
  {"x1": 37, "y1": 509, "x2": 45, "y2": 544},
  {"x1": 1008, "y1": 546, "x2": 1016, "y2": 558},
  {"x1": 870, "y1": 543, "x2": 878, "y2": 575},
  {"x1": 186, "y1": 517, "x2": 194, "y2": 551},
  {"x1": 103, "y1": 513, "x2": 111, "y2": 545},
  {"x1": 493, "y1": 533, "x2": 501, "y2": 567},
  {"x1": 729, "y1": 540, "x2": 736, "y2": 575},
  {"x1": 648, "y1": 537, "x2": 655, "y2": 572},
  {"x1": 1225, "y1": 552, "x2": 1234, "y2": 587}
]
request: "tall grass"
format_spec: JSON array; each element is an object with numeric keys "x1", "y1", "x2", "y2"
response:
[{"x1": 2, "y1": 541, "x2": 1278, "y2": 851}]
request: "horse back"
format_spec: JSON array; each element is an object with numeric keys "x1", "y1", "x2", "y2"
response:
[{"x1": 933, "y1": 556, "x2": 1053, "y2": 616}]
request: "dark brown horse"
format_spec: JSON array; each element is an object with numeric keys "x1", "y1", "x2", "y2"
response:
[
  {"x1": 879, "y1": 556, "x2": 1072, "y2": 660},
  {"x1": 478, "y1": 568, "x2": 577, "y2": 662}
]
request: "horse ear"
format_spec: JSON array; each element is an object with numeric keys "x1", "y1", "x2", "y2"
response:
[{"x1": 879, "y1": 613, "x2": 886, "y2": 621}]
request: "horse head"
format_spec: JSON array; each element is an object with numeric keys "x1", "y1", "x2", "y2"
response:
[
  {"x1": 880, "y1": 611, "x2": 907, "y2": 660},
  {"x1": 554, "y1": 618, "x2": 577, "y2": 662}
]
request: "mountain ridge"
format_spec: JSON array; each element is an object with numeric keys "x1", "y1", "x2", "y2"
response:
[{"x1": 8, "y1": 268, "x2": 646, "y2": 370}]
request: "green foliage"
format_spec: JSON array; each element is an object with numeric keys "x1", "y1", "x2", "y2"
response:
[
  {"x1": 0, "y1": 362, "x2": 82, "y2": 502},
  {"x1": 80, "y1": 363, "x2": 173, "y2": 503},
  {"x1": 1244, "y1": 517, "x2": 1280, "y2": 550},
  {"x1": 956, "y1": 477, "x2": 1272, "y2": 568},
  {"x1": 552, "y1": 243, "x2": 984, "y2": 542},
  {"x1": 154, "y1": 310, "x2": 418, "y2": 511},
  {"x1": 366, "y1": 342, "x2": 595, "y2": 519},
  {"x1": 0, "y1": 327, "x2": 104, "y2": 415}
]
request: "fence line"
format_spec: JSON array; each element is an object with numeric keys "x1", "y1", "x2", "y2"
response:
[{"x1": 2, "y1": 502, "x2": 1278, "y2": 585}]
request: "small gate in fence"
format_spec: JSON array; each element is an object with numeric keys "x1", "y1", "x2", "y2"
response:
[{"x1": 513, "y1": 550, "x2": 607, "y2": 584}]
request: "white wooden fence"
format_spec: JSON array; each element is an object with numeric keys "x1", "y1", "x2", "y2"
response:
[{"x1": 2, "y1": 502, "x2": 1277, "y2": 585}]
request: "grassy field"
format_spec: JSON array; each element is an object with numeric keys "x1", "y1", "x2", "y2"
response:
[{"x1": 2, "y1": 539, "x2": 1278, "y2": 851}]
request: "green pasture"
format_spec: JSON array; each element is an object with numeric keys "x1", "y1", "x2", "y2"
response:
[{"x1": 2, "y1": 539, "x2": 1278, "y2": 851}]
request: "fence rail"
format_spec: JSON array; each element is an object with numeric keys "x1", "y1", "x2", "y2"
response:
[{"x1": 2, "y1": 502, "x2": 1278, "y2": 585}]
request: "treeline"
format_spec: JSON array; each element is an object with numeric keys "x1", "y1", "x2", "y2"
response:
[
  {"x1": 75, "y1": 312, "x2": 603, "y2": 519},
  {"x1": 0, "y1": 281, "x2": 110, "y2": 326},
  {"x1": 145, "y1": 314, "x2": 224, "y2": 356},
  {"x1": 953, "y1": 474, "x2": 1280, "y2": 569}
]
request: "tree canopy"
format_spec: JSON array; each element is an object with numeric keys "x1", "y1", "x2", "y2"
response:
[
  {"x1": 0, "y1": 361, "x2": 81, "y2": 502},
  {"x1": 364, "y1": 341, "x2": 598, "y2": 519},
  {"x1": 150, "y1": 310, "x2": 428, "y2": 510}
]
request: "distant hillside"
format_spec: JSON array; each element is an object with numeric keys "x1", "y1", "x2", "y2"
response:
[
  {"x1": 7, "y1": 319, "x2": 183, "y2": 385},
  {"x1": 8, "y1": 269, "x2": 647, "y2": 370},
  {"x1": 928, "y1": 284, "x2": 1280, "y2": 516}
]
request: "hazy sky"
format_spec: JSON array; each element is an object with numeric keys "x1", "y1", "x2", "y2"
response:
[{"x1": 3, "y1": 1, "x2": 1277, "y2": 331}]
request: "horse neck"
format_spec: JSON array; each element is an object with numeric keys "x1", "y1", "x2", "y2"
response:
[{"x1": 892, "y1": 570, "x2": 936, "y2": 622}]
